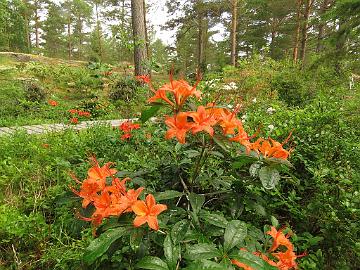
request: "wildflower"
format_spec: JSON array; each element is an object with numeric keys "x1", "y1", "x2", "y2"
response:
[
  {"x1": 251, "y1": 138, "x2": 291, "y2": 160},
  {"x1": 42, "y1": 143, "x2": 50, "y2": 148},
  {"x1": 121, "y1": 133, "x2": 132, "y2": 140},
  {"x1": 252, "y1": 98, "x2": 257, "y2": 103},
  {"x1": 267, "y1": 226, "x2": 293, "y2": 252},
  {"x1": 87, "y1": 157, "x2": 117, "y2": 182},
  {"x1": 68, "y1": 109, "x2": 78, "y2": 115},
  {"x1": 268, "y1": 124, "x2": 275, "y2": 131},
  {"x1": 136, "y1": 75, "x2": 151, "y2": 84},
  {"x1": 118, "y1": 187, "x2": 145, "y2": 213},
  {"x1": 48, "y1": 100, "x2": 58, "y2": 106},
  {"x1": 119, "y1": 121, "x2": 140, "y2": 132},
  {"x1": 132, "y1": 194, "x2": 167, "y2": 230},
  {"x1": 231, "y1": 259, "x2": 254, "y2": 270},
  {"x1": 189, "y1": 106, "x2": 217, "y2": 136},
  {"x1": 70, "y1": 117, "x2": 79, "y2": 124},
  {"x1": 267, "y1": 107, "x2": 276, "y2": 114},
  {"x1": 78, "y1": 111, "x2": 91, "y2": 117},
  {"x1": 164, "y1": 113, "x2": 194, "y2": 144}
]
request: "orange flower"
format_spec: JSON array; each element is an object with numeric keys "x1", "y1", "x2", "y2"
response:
[
  {"x1": 189, "y1": 105, "x2": 217, "y2": 136},
  {"x1": 70, "y1": 117, "x2": 79, "y2": 124},
  {"x1": 119, "y1": 121, "x2": 141, "y2": 132},
  {"x1": 266, "y1": 226, "x2": 294, "y2": 253},
  {"x1": 136, "y1": 75, "x2": 151, "y2": 84},
  {"x1": 272, "y1": 249, "x2": 298, "y2": 270},
  {"x1": 147, "y1": 73, "x2": 201, "y2": 110},
  {"x1": 148, "y1": 89, "x2": 175, "y2": 107},
  {"x1": 162, "y1": 79, "x2": 202, "y2": 109},
  {"x1": 48, "y1": 100, "x2": 58, "y2": 106},
  {"x1": 206, "y1": 103, "x2": 231, "y2": 121},
  {"x1": 87, "y1": 157, "x2": 117, "y2": 183},
  {"x1": 231, "y1": 259, "x2": 254, "y2": 270},
  {"x1": 251, "y1": 138, "x2": 290, "y2": 160},
  {"x1": 132, "y1": 194, "x2": 167, "y2": 230},
  {"x1": 217, "y1": 106, "x2": 243, "y2": 135},
  {"x1": 118, "y1": 187, "x2": 145, "y2": 213},
  {"x1": 165, "y1": 113, "x2": 194, "y2": 144},
  {"x1": 68, "y1": 109, "x2": 78, "y2": 114},
  {"x1": 71, "y1": 177, "x2": 102, "y2": 208},
  {"x1": 78, "y1": 111, "x2": 91, "y2": 117},
  {"x1": 121, "y1": 133, "x2": 132, "y2": 140},
  {"x1": 229, "y1": 125, "x2": 252, "y2": 153}
]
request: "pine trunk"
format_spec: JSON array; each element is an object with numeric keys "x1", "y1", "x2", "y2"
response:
[
  {"x1": 68, "y1": 18, "x2": 71, "y2": 60},
  {"x1": 316, "y1": 0, "x2": 330, "y2": 52},
  {"x1": 35, "y1": 2, "x2": 39, "y2": 49},
  {"x1": 131, "y1": 0, "x2": 148, "y2": 76},
  {"x1": 293, "y1": 0, "x2": 303, "y2": 63},
  {"x1": 230, "y1": 0, "x2": 238, "y2": 66},
  {"x1": 300, "y1": 0, "x2": 314, "y2": 67}
]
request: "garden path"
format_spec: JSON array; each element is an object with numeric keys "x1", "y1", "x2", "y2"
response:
[{"x1": 0, "y1": 119, "x2": 137, "y2": 136}]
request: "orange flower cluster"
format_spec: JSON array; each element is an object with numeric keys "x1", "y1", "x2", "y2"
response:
[
  {"x1": 48, "y1": 100, "x2": 58, "y2": 106},
  {"x1": 71, "y1": 157, "x2": 167, "y2": 230},
  {"x1": 138, "y1": 75, "x2": 292, "y2": 160},
  {"x1": 119, "y1": 121, "x2": 140, "y2": 140},
  {"x1": 68, "y1": 109, "x2": 91, "y2": 118},
  {"x1": 70, "y1": 117, "x2": 79, "y2": 124},
  {"x1": 231, "y1": 227, "x2": 305, "y2": 270}
]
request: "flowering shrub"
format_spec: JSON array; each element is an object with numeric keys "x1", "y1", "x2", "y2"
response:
[
  {"x1": 47, "y1": 99, "x2": 58, "y2": 106},
  {"x1": 71, "y1": 74, "x2": 304, "y2": 269},
  {"x1": 119, "y1": 120, "x2": 141, "y2": 140},
  {"x1": 68, "y1": 109, "x2": 91, "y2": 124}
]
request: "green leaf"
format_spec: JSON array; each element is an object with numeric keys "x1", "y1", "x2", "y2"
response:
[
  {"x1": 186, "y1": 243, "x2": 222, "y2": 260},
  {"x1": 249, "y1": 162, "x2": 262, "y2": 177},
  {"x1": 224, "y1": 220, "x2": 247, "y2": 252},
  {"x1": 232, "y1": 156, "x2": 257, "y2": 169},
  {"x1": 209, "y1": 150, "x2": 224, "y2": 158},
  {"x1": 130, "y1": 229, "x2": 143, "y2": 251},
  {"x1": 84, "y1": 227, "x2": 127, "y2": 265},
  {"x1": 188, "y1": 193, "x2": 205, "y2": 214},
  {"x1": 140, "y1": 105, "x2": 161, "y2": 123},
  {"x1": 200, "y1": 211, "x2": 228, "y2": 228},
  {"x1": 258, "y1": 166, "x2": 280, "y2": 189},
  {"x1": 154, "y1": 190, "x2": 184, "y2": 201},
  {"x1": 266, "y1": 157, "x2": 294, "y2": 168},
  {"x1": 213, "y1": 135, "x2": 231, "y2": 153},
  {"x1": 184, "y1": 149, "x2": 201, "y2": 158},
  {"x1": 164, "y1": 234, "x2": 179, "y2": 269},
  {"x1": 171, "y1": 220, "x2": 190, "y2": 244},
  {"x1": 230, "y1": 250, "x2": 278, "y2": 270},
  {"x1": 136, "y1": 256, "x2": 169, "y2": 270},
  {"x1": 184, "y1": 260, "x2": 232, "y2": 270},
  {"x1": 270, "y1": 216, "x2": 279, "y2": 228}
]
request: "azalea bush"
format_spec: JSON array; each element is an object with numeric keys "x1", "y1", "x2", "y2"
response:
[{"x1": 70, "y1": 73, "x2": 306, "y2": 269}]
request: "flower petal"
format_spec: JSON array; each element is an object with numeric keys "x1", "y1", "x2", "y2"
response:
[
  {"x1": 132, "y1": 200, "x2": 148, "y2": 216},
  {"x1": 133, "y1": 215, "x2": 148, "y2": 227}
]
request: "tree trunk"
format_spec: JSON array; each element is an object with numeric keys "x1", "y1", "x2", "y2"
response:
[
  {"x1": 230, "y1": 0, "x2": 238, "y2": 66},
  {"x1": 300, "y1": 0, "x2": 314, "y2": 67},
  {"x1": 197, "y1": 11, "x2": 204, "y2": 72},
  {"x1": 293, "y1": 0, "x2": 303, "y2": 63},
  {"x1": 143, "y1": 0, "x2": 150, "y2": 59},
  {"x1": 316, "y1": 0, "x2": 330, "y2": 52},
  {"x1": 131, "y1": 0, "x2": 148, "y2": 76},
  {"x1": 95, "y1": 3, "x2": 103, "y2": 62},
  {"x1": 67, "y1": 17, "x2": 71, "y2": 60},
  {"x1": 34, "y1": 1, "x2": 39, "y2": 49},
  {"x1": 270, "y1": 20, "x2": 276, "y2": 58}
]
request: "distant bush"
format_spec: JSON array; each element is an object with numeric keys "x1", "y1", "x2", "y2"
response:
[
  {"x1": 23, "y1": 80, "x2": 46, "y2": 102},
  {"x1": 109, "y1": 76, "x2": 139, "y2": 102}
]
